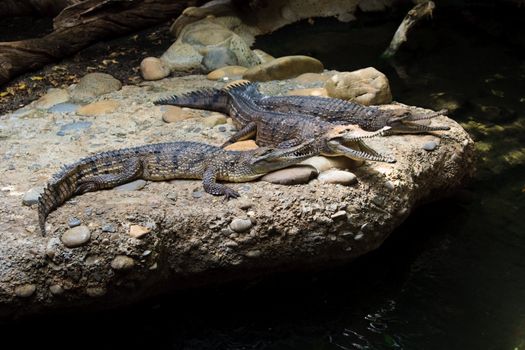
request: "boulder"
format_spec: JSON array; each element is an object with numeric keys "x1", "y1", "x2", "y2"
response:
[
  {"x1": 0, "y1": 74, "x2": 474, "y2": 319},
  {"x1": 325, "y1": 67, "x2": 392, "y2": 105}
]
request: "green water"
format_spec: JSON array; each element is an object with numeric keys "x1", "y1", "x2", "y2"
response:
[{"x1": 3, "y1": 3, "x2": 525, "y2": 349}]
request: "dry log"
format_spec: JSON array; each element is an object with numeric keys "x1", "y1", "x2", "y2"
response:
[
  {"x1": 0, "y1": 0, "x2": 79, "y2": 17},
  {"x1": 382, "y1": 1, "x2": 435, "y2": 59},
  {"x1": 0, "y1": 0, "x2": 201, "y2": 86}
]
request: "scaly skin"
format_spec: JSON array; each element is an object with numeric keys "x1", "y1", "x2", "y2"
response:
[
  {"x1": 154, "y1": 82, "x2": 449, "y2": 134},
  {"x1": 155, "y1": 83, "x2": 394, "y2": 163},
  {"x1": 38, "y1": 141, "x2": 316, "y2": 236}
]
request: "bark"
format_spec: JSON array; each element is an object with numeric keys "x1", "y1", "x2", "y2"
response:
[
  {"x1": 0, "y1": 0, "x2": 201, "y2": 86},
  {"x1": 0, "y1": 0, "x2": 79, "y2": 17},
  {"x1": 382, "y1": 1, "x2": 435, "y2": 59}
]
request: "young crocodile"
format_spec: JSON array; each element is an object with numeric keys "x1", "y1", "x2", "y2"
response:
[
  {"x1": 155, "y1": 84, "x2": 394, "y2": 163},
  {"x1": 38, "y1": 141, "x2": 316, "y2": 236},
  {"x1": 154, "y1": 82, "x2": 449, "y2": 134}
]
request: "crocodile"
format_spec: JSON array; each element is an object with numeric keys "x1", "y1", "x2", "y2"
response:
[
  {"x1": 37, "y1": 140, "x2": 317, "y2": 236},
  {"x1": 154, "y1": 82, "x2": 449, "y2": 134},
  {"x1": 155, "y1": 84, "x2": 395, "y2": 163}
]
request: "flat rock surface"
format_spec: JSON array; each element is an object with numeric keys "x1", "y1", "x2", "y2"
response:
[{"x1": 0, "y1": 74, "x2": 475, "y2": 318}]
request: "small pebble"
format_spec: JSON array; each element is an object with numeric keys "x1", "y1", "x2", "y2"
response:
[
  {"x1": 49, "y1": 284, "x2": 64, "y2": 295},
  {"x1": 111, "y1": 255, "x2": 135, "y2": 270},
  {"x1": 101, "y1": 223, "x2": 116, "y2": 233},
  {"x1": 261, "y1": 166, "x2": 317, "y2": 185},
  {"x1": 129, "y1": 224, "x2": 150, "y2": 238},
  {"x1": 166, "y1": 192, "x2": 177, "y2": 202},
  {"x1": 203, "y1": 113, "x2": 227, "y2": 127},
  {"x1": 114, "y1": 179, "x2": 147, "y2": 191},
  {"x1": 162, "y1": 106, "x2": 193, "y2": 123},
  {"x1": 230, "y1": 218, "x2": 253, "y2": 233},
  {"x1": 354, "y1": 233, "x2": 364, "y2": 241},
  {"x1": 22, "y1": 186, "x2": 44, "y2": 206},
  {"x1": 61, "y1": 225, "x2": 91, "y2": 248},
  {"x1": 318, "y1": 170, "x2": 357, "y2": 185},
  {"x1": 423, "y1": 141, "x2": 438, "y2": 151},
  {"x1": 86, "y1": 286, "x2": 107, "y2": 297},
  {"x1": 14, "y1": 284, "x2": 36, "y2": 298},
  {"x1": 330, "y1": 211, "x2": 347, "y2": 219},
  {"x1": 245, "y1": 250, "x2": 262, "y2": 258},
  {"x1": 237, "y1": 199, "x2": 253, "y2": 210},
  {"x1": 77, "y1": 100, "x2": 119, "y2": 116},
  {"x1": 140, "y1": 57, "x2": 171, "y2": 81},
  {"x1": 68, "y1": 217, "x2": 81, "y2": 228},
  {"x1": 192, "y1": 190, "x2": 204, "y2": 199}
]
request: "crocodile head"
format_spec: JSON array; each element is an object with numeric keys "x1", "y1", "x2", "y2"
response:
[
  {"x1": 224, "y1": 141, "x2": 317, "y2": 182},
  {"x1": 323, "y1": 124, "x2": 396, "y2": 163},
  {"x1": 384, "y1": 108, "x2": 450, "y2": 134}
]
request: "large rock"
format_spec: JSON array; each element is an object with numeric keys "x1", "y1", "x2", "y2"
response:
[
  {"x1": 0, "y1": 74, "x2": 474, "y2": 319},
  {"x1": 160, "y1": 42, "x2": 203, "y2": 72},
  {"x1": 243, "y1": 55, "x2": 324, "y2": 82},
  {"x1": 325, "y1": 67, "x2": 392, "y2": 105},
  {"x1": 70, "y1": 73, "x2": 122, "y2": 103}
]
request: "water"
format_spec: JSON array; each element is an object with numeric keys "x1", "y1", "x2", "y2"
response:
[{"x1": 3, "y1": 3, "x2": 525, "y2": 349}]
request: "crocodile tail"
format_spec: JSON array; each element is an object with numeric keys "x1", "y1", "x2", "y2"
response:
[
  {"x1": 38, "y1": 163, "x2": 83, "y2": 236},
  {"x1": 153, "y1": 88, "x2": 230, "y2": 113}
]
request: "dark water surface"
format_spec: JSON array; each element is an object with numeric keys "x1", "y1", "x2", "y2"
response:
[{"x1": 4, "y1": 3, "x2": 525, "y2": 350}]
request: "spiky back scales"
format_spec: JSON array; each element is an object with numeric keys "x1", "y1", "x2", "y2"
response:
[{"x1": 153, "y1": 88, "x2": 231, "y2": 114}]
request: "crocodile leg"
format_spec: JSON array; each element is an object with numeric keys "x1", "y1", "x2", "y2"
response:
[
  {"x1": 221, "y1": 122, "x2": 257, "y2": 147},
  {"x1": 202, "y1": 167, "x2": 240, "y2": 199},
  {"x1": 75, "y1": 158, "x2": 143, "y2": 194}
]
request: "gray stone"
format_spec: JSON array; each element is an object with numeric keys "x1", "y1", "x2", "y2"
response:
[
  {"x1": 14, "y1": 284, "x2": 36, "y2": 298},
  {"x1": 261, "y1": 166, "x2": 317, "y2": 185},
  {"x1": 48, "y1": 103, "x2": 80, "y2": 114},
  {"x1": 22, "y1": 187, "x2": 44, "y2": 206},
  {"x1": 111, "y1": 255, "x2": 135, "y2": 271},
  {"x1": 318, "y1": 170, "x2": 357, "y2": 185},
  {"x1": 160, "y1": 43, "x2": 203, "y2": 72},
  {"x1": 192, "y1": 190, "x2": 204, "y2": 198},
  {"x1": 68, "y1": 217, "x2": 81, "y2": 228},
  {"x1": 57, "y1": 121, "x2": 92, "y2": 136},
  {"x1": 70, "y1": 73, "x2": 122, "y2": 102},
  {"x1": 61, "y1": 225, "x2": 91, "y2": 248},
  {"x1": 114, "y1": 180, "x2": 147, "y2": 191},
  {"x1": 423, "y1": 141, "x2": 438, "y2": 151},
  {"x1": 230, "y1": 218, "x2": 253, "y2": 233},
  {"x1": 101, "y1": 223, "x2": 116, "y2": 233},
  {"x1": 202, "y1": 47, "x2": 238, "y2": 71}
]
